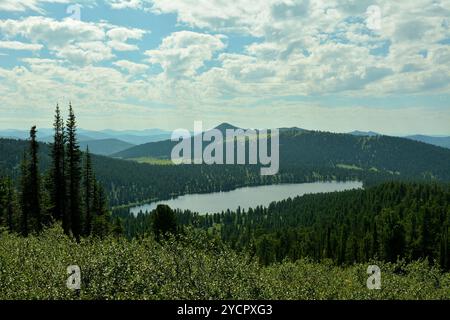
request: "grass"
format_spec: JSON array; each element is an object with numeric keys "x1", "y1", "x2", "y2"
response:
[
  {"x1": 336, "y1": 164, "x2": 363, "y2": 171},
  {"x1": 130, "y1": 157, "x2": 174, "y2": 165}
]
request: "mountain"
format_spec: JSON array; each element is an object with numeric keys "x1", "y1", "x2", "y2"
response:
[
  {"x1": 0, "y1": 128, "x2": 172, "y2": 146},
  {"x1": 79, "y1": 139, "x2": 135, "y2": 156},
  {"x1": 212, "y1": 122, "x2": 241, "y2": 133},
  {"x1": 112, "y1": 124, "x2": 450, "y2": 181},
  {"x1": 113, "y1": 123, "x2": 240, "y2": 159},
  {"x1": 349, "y1": 130, "x2": 380, "y2": 136},
  {"x1": 108, "y1": 133, "x2": 171, "y2": 145},
  {"x1": 97, "y1": 129, "x2": 172, "y2": 145},
  {"x1": 3, "y1": 126, "x2": 450, "y2": 207},
  {"x1": 100, "y1": 128, "x2": 169, "y2": 136},
  {"x1": 405, "y1": 135, "x2": 450, "y2": 149}
]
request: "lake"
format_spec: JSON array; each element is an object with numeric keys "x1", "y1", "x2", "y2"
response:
[{"x1": 130, "y1": 180, "x2": 363, "y2": 215}]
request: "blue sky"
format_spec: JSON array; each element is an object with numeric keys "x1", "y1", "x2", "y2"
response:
[{"x1": 0, "y1": 0, "x2": 449, "y2": 135}]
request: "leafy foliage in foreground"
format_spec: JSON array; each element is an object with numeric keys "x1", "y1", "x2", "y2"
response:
[{"x1": 0, "y1": 226, "x2": 449, "y2": 300}]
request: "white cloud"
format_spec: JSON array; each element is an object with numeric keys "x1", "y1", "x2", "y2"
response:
[
  {"x1": 107, "y1": 27, "x2": 146, "y2": 42},
  {"x1": 55, "y1": 41, "x2": 115, "y2": 65},
  {"x1": 1, "y1": 0, "x2": 450, "y2": 132},
  {"x1": 106, "y1": 27, "x2": 146, "y2": 51},
  {"x1": 145, "y1": 31, "x2": 226, "y2": 77},
  {"x1": 0, "y1": 0, "x2": 72, "y2": 13},
  {"x1": 109, "y1": 0, "x2": 143, "y2": 10},
  {"x1": 0, "y1": 40, "x2": 43, "y2": 51},
  {"x1": 0, "y1": 16, "x2": 105, "y2": 47},
  {"x1": 0, "y1": 16, "x2": 147, "y2": 63},
  {"x1": 113, "y1": 60, "x2": 149, "y2": 74},
  {"x1": 107, "y1": 40, "x2": 139, "y2": 51}
]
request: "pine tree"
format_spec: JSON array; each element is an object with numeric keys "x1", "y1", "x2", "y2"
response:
[
  {"x1": 28, "y1": 126, "x2": 42, "y2": 233},
  {"x1": 152, "y1": 204, "x2": 177, "y2": 241},
  {"x1": 91, "y1": 182, "x2": 110, "y2": 238},
  {"x1": 82, "y1": 146, "x2": 94, "y2": 236},
  {"x1": 66, "y1": 103, "x2": 82, "y2": 240},
  {"x1": 50, "y1": 104, "x2": 67, "y2": 231}
]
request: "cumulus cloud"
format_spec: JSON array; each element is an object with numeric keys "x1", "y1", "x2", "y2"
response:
[
  {"x1": 0, "y1": 0, "x2": 72, "y2": 13},
  {"x1": 0, "y1": 40, "x2": 43, "y2": 51},
  {"x1": 145, "y1": 31, "x2": 226, "y2": 77},
  {"x1": 1, "y1": 0, "x2": 449, "y2": 132},
  {"x1": 0, "y1": 16, "x2": 147, "y2": 63},
  {"x1": 55, "y1": 41, "x2": 115, "y2": 65},
  {"x1": 0, "y1": 16, "x2": 105, "y2": 47},
  {"x1": 113, "y1": 60, "x2": 149, "y2": 74},
  {"x1": 109, "y1": 0, "x2": 143, "y2": 9},
  {"x1": 106, "y1": 27, "x2": 146, "y2": 51}
]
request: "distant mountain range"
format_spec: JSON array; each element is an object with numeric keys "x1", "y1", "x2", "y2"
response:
[
  {"x1": 110, "y1": 123, "x2": 450, "y2": 184},
  {"x1": 1, "y1": 125, "x2": 449, "y2": 158},
  {"x1": 0, "y1": 128, "x2": 172, "y2": 156},
  {"x1": 2, "y1": 123, "x2": 450, "y2": 206},
  {"x1": 348, "y1": 131, "x2": 450, "y2": 149},
  {"x1": 79, "y1": 139, "x2": 135, "y2": 156},
  {"x1": 405, "y1": 135, "x2": 450, "y2": 149}
]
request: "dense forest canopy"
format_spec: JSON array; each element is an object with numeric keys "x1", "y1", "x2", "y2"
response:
[{"x1": 116, "y1": 182, "x2": 450, "y2": 270}]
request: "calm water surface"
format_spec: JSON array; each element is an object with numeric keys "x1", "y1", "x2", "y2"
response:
[{"x1": 130, "y1": 181, "x2": 363, "y2": 215}]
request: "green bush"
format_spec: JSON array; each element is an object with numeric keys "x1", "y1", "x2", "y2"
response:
[{"x1": 0, "y1": 225, "x2": 449, "y2": 300}]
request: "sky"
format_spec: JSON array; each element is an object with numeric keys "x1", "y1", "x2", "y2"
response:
[{"x1": 0, "y1": 0, "x2": 449, "y2": 135}]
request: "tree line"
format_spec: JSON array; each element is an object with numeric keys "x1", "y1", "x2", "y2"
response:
[{"x1": 0, "y1": 104, "x2": 120, "y2": 239}]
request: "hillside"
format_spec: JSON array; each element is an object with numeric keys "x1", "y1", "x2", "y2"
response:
[
  {"x1": 168, "y1": 182, "x2": 450, "y2": 268},
  {"x1": 112, "y1": 126, "x2": 450, "y2": 181},
  {"x1": 406, "y1": 135, "x2": 450, "y2": 149},
  {"x1": 2, "y1": 127, "x2": 450, "y2": 207},
  {"x1": 79, "y1": 139, "x2": 135, "y2": 156},
  {"x1": 0, "y1": 128, "x2": 171, "y2": 146}
]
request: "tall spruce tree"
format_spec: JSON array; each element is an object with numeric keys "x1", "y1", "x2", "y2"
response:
[
  {"x1": 66, "y1": 103, "x2": 82, "y2": 240},
  {"x1": 50, "y1": 104, "x2": 67, "y2": 232},
  {"x1": 28, "y1": 126, "x2": 42, "y2": 233},
  {"x1": 91, "y1": 181, "x2": 110, "y2": 238},
  {"x1": 152, "y1": 204, "x2": 177, "y2": 241},
  {"x1": 19, "y1": 127, "x2": 42, "y2": 236},
  {"x1": 82, "y1": 146, "x2": 94, "y2": 236}
]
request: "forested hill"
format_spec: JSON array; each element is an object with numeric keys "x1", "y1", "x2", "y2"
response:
[
  {"x1": 113, "y1": 128, "x2": 450, "y2": 180},
  {"x1": 1, "y1": 138, "x2": 372, "y2": 206},
  {"x1": 2, "y1": 130, "x2": 450, "y2": 207},
  {"x1": 169, "y1": 181, "x2": 450, "y2": 269}
]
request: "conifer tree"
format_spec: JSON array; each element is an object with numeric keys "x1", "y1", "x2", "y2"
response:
[
  {"x1": 50, "y1": 104, "x2": 67, "y2": 231},
  {"x1": 66, "y1": 103, "x2": 82, "y2": 240},
  {"x1": 91, "y1": 181, "x2": 110, "y2": 238},
  {"x1": 28, "y1": 126, "x2": 42, "y2": 233},
  {"x1": 152, "y1": 204, "x2": 177, "y2": 241},
  {"x1": 82, "y1": 146, "x2": 94, "y2": 236}
]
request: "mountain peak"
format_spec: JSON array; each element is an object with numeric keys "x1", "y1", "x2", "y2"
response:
[
  {"x1": 214, "y1": 123, "x2": 241, "y2": 131},
  {"x1": 349, "y1": 130, "x2": 380, "y2": 137}
]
